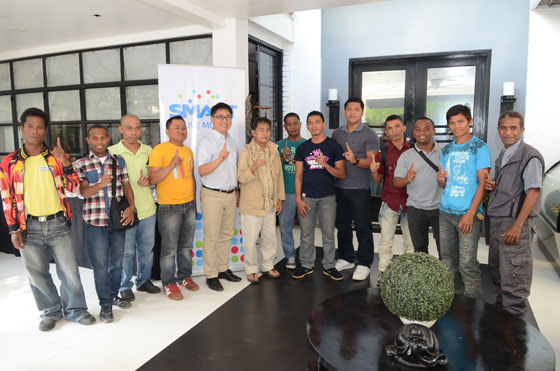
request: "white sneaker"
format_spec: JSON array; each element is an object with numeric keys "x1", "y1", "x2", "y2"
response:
[
  {"x1": 335, "y1": 259, "x2": 355, "y2": 271},
  {"x1": 352, "y1": 265, "x2": 371, "y2": 281},
  {"x1": 286, "y1": 257, "x2": 296, "y2": 270}
]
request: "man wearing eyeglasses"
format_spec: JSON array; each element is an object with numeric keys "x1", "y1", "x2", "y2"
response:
[{"x1": 197, "y1": 102, "x2": 242, "y2": 291}]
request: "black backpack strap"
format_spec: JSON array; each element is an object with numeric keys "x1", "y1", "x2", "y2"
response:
[
  {"x1": 414, "y1": 147, "x2": 439, "y2": 172},
  {"x1": 380, "y1": 144, "x2": 388, "y2": 169},
  {"x1": 111, "y1": 157, "x2": 117, "y2": 198}
]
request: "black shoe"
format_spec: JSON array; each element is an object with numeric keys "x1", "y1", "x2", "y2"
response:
[
  {"x1": 39, "y1": 318, "x2": 57, "y2": 331},
  {"x1": 206, "y1": 278, "x2": 224, "y2": 291},
  {"x1": 100, "y1": 307, "x2": 114, "y2": 323},
  {"x1": 113, "y1": 297, "x2": 132, "y2": 309},
  {"x1": 218, "y1": 269, "x2": 242, "y2": 282},
  {"x1": 78, "y1": 313, "x2": 96, "y2": 326},
  {"x1": 323, "y1": 268, "x2": 343, "y2": 281},
  {"x1": 292, "y1": 266, "x2": 314, "y2": 279},
  {"x1": 119, "y1": 289, "x2": 135, "y2": 302},
  {"x1": 137, "y1": 280, "x2": 161, "y2": 294}
]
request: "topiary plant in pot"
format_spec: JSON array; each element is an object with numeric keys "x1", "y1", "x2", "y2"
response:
[{"x1": 380, "y1": 252, "x2": 454, "y2": 326}]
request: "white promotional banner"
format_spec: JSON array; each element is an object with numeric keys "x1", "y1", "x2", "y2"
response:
[{"x1": 157, "y1": 64, "x2": 246, "y2": 275}]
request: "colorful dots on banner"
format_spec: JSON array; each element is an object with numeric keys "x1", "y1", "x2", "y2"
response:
[
  {"x1": 240, "y1": 255, "x2": 244, "y2": 262},
  {"x1": 231, "y1": 238, "x2": 238, "y2": 245},
  {"x1": 196, "y1": 222, "x2": 202, "y2": 230},
  {"x1": 195, "y1": 241, "x2": 203, "y2": 248},
  {"x1": 206, "y1": 90, "x2": 211, "y2": 94},
  {"x1": 196, "y1": 260, "x2": 203, "y2": 267},
  {"x1": 240, "y1": 237, "x2": 243, "y2": 244},
  {"x1": 231, "y1": 256, "x2": 239, "y2": 263},
  {"x1": 192, "y1": 89, "x2": 196, "y2": 94},
  {"x1": 195, "y1": 231, "x2": 202, "y2": 240},
  {"x1": 196, "y1": 213, "x2": 202, "y2": 221},
  {"x1": 197, "y1": 94, "x2": 201, "y2": 99},
  {"x1": 231, "y1": 246, "x2": 239, "y2": 254},
  {"x1": 234, "y1": 229, "x2": 239, "y2": 236},
  {"x1": 196, "y1": 250, "x2": 203, "y2": 258},
  {"x1": 188, "y1": 99, "x2": 192, "y2": 104},
  {"x1": 211, "y1": 95, "x2": 215, "y2": 99},
  {"x1": 178, "y1": 94, "x2": 183, "y2": 98}
]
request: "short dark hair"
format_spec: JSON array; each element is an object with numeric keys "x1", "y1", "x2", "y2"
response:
[
  {"x1": 498, "y1": 110, "x2": 524, "y2": 128},
  {"x1": 306, "y1": 111, "x2": 325, "y2": 122},
  {"x1": 20, "y1": 107, "x2": 48, "y2": 127},
  {"x1": 415, "y1": 116, "x2": 435, "y2": 129},
  {"x1": 344, "y1": 97, "x2": 364, "y2": 110},
  {"x1": 251, "y1": 117, "x2": 272, "y2": 130},
  {"x1": 384, "y1": 114, "x2": 404, "y2": 127},
  {"x1": 211, "y1": 102, "x2": 233, "y2": 116},
  {"x1": 446, "y1": 104, "x2": 472, "y2": 123},
  {"x1": 166, "y1": 115, "x2": 185, "y2": 129},
  {"x1": 283, "y1": 112, "x2": 300, "y2": 123},
  {"x1": 87, "y1": 124, "x2": 108, "y2": 137}
]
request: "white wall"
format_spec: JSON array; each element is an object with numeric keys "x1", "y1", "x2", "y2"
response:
[
  {"x1": 525, "y1": 7, "x2": 560, "y2": 170},
  {"x1": 288, "y1": 10, "x2": 322, "y2": 139}
]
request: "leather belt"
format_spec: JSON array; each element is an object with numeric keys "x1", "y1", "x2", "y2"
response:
[
  {"x1": 203, "y1": 185, "x2": 236, "y2": 194},
  {"x1": 28, "y1": 211, "x2": 65, "y2": 222}
]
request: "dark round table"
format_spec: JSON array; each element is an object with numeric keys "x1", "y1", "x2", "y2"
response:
[{"x1": 307, "y1": 288, "x2": 556, "y2": 370}]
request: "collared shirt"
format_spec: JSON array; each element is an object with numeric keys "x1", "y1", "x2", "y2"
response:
[
  {"x1": 332, "y1": 123, "x2": 380, "y2": 190},
  {"x1": 197, "y1": 129, "x2": 238, "y2": 190},
  {"x1": 375, "y1": 140, "x2": 411, "y2": 212},
  {"x1": 395, "y1": 141, "x2": 443, "y2": 210},
  {"x1": 499, "y1": 140, "x2": 543, "y2": 192},
  {"x1": 74, "y1": 151, "x2": 129, "y2": 227},
  {"x1": 109, "y1": 140, "x2": 156, "y2": 220},
  {"x1": 0, "y1": 146, "x2": 78, "y2": 232}
]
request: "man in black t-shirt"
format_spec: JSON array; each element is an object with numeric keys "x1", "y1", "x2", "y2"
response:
[{"x1": 293, "y1": 111, "x2": 346, "y2": 281}]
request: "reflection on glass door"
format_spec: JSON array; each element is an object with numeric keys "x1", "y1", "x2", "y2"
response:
[
  {"x1": 426, "y1": 66, "x2": 475, "y2": 141},
  {"x1": 362, "y1": 70, "x2": 406, "y2": 135}
]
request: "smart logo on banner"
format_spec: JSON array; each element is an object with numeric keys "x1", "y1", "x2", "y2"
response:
[{"x1": 158, "y1": 64, "x2": 246, "y2": 276}]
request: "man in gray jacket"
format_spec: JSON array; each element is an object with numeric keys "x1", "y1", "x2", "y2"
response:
[{"x1": 485, "y1": 110, "x2": 544, "y2": 317}]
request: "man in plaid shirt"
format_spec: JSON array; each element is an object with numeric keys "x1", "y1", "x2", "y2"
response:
[{"x1": 74, "y1": 124, "x2": 136, "y2": 323}]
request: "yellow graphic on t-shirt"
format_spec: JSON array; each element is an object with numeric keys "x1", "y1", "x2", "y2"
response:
[{"x1": 23, "y1": 155, "x2": 63, "y2": 216}]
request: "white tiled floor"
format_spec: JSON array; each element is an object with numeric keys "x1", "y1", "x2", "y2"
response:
[{"x1": 0, "y1": 230, "x2": 558, "y2": 370}]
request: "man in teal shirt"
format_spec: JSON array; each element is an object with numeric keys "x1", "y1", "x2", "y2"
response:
[
  {"x1": 276, "y1": 113, "x2": 306, "y2": 269},
  {"x1": 109, "y1": 114, "x2": 160, "y2": 300}
]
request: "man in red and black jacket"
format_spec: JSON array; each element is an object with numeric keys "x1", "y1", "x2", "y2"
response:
[
  {"x1": 370, "y1": 114, "x2": 414, "y2": 286},
  {"x1": 0, "y1": 107, "x2": 95, "y2": 331}
]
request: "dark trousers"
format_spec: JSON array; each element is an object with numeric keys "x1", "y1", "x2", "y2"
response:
[
  {"x1": 488, "y1": 216, "x2": 533, "y2": 317},
  {"x1": 335, "y1": 187, "x2": 374, "y2": 267},
  {"x1": 407, "y1": 206, "x2": 440, "y2": 257}
]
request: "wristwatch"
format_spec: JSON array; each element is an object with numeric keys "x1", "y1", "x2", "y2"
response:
[{"x1": 353, "y1": 157, "x2": 360, "y2": 166}]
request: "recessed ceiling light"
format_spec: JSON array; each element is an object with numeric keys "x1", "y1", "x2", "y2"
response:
[{"x1": 7, "y1": 27, "x2": 28, "y2": 32}]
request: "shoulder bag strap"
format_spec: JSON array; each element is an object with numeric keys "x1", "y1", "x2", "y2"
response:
[{"x1": 414, "y1": 147, "x2": 439, "y2": 172}]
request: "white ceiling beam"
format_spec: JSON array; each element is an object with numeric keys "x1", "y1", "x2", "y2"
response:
[
  {"x1": 139, "y1": 0, "x2": 226, "y2": 29},
  {"x1": 530, "y1": 0, "x2": 542, "y2": 9}
]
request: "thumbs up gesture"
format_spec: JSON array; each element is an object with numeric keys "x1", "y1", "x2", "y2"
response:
[
  {"x1": 282, "y1": 141, "x2": 291, "y2": 161},
  {"x1": 52, "y1": 137, "x2": 71, "y2": 166},
  {"x1": 370, "y1": 152, "x2": 380, "y2": 173},
  {"x1": 484, "y1": 170, "x2": 496, "y2": 191},
  {"x1": 219, "y1": 142, "x2": 230, "y2": 162},
  {"x1": 343, "y1": 142, "x2": 356, "y2": 164},
  {"x1": 406, "y1": 162, "x2": 417, "y2": 183},
  {"x1": 137, "y1": 169, "x2": 150, "y2": 186}
]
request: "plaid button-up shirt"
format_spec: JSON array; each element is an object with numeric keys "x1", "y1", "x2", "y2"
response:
[{"x1": 74, "y1": 151, "x2": 128, "y2": 227}]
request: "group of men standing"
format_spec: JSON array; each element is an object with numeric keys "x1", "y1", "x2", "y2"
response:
[{"x1": 0, "y1": 98, "x2": 543, "y2": 331}]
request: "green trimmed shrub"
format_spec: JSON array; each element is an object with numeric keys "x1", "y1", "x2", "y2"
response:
[{"x1": 380, "y1": 252, "x2": 454, "y2": 322}]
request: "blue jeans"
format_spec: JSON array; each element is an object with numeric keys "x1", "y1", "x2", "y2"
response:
[
  {"x1": 299, "y1": 195, "x2": 336, "y2": 269},
  {"x1": 85, "y1": 224, "x2": 126, "y2": 307},
  {"x1": 335, "y1": 187, "x2": 374, "y2": 267},
  {"x1": 439, "y1": 211, "x2": 483, "y2": 299},
  {"x1": 120, "y1": 213, "x2": 156, "y2": 291},
  {"x1": 158, "y1": 202, "x2": 195, "y2": 287},
  {"x1": 279, "y1": 193, "x2": 301, "y2": 259},
  {"x1": 22, "y1": 216, "x2": 89, "y2": 321}
]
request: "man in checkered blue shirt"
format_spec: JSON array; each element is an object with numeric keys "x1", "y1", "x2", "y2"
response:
[
  {"x1": 485, "y1": 110, "x2": 545, "y2": 317},
  {"x1": 74, "y1": 125, "x2": 136, "y2": 323}
]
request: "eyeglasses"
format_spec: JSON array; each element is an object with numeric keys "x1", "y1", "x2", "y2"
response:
[{"x1": 213, "y1": 115, "x2": 233, "y2": 121}]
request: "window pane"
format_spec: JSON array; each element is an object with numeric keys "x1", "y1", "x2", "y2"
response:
[
  {"x1": 0, "y1": 95, "x2": 12, "y2": 122},
  {"x1": 16, "y1": 93, "x2": 44, "y2": 119},
  {"x1": 46, "y1": 54, "x2": 80, "y2": 86},
  {"x1": 0, "y1": 63, "x2": 10, "y2": 91},
  {"x1": 48, "y1": 90, "x2": 81, "y2": 121},
  {"x1": 362, "y1": 70, "x2": 406, "y2": 133},
  {"x1": 139, "y1": 122, "x2": 161, "y2": 148},
  {"x1": 13, "y1": 59, "x2": 43, "y2": 89},
  {"x1": 126, "y1": 85, "x2": 159, "y2": 119},
  {"x1": 0, "y1": 126, "x2": 15, "y2": 153},
  {"x1": 426, "y1": 66, "x2": 475, "y2": 140},
  {"x1": 83, "y1": 49, "x2": 121, "y2": 83},
  {"x1": 48, "y1": 124, "x2": 84, "y2": 155},
  {"x1": 85, "y1": 87, "x2": 121, "y2": 120},
  {"x1": 124, "y1": 43, "x2": 165, "y2": 80},
  {"x1": 170, "y1": 38, "x2": 212, "y2": 66}
]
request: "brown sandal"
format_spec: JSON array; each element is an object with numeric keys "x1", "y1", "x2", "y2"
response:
[
  {"x1": 247, "y1": 273, "x2": 259, "y2": 283},
  {"x1": 262, "y1": 269, "x2": 280, "y2": 279}
]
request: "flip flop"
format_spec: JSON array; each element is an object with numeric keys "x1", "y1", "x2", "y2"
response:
[
  {"x1": 262, "y1": 269, "x2": 280, "y2": 279},
  {"x1": 247, "y1": 273, "x2": 259, "y2": 283}
]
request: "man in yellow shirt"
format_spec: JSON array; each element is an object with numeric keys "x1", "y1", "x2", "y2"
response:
[
  {"x1": 109, "y1": 114, "x2": 160, "y2": 301},
  {"x1": 149, "y1": 115, "x2": 198, "y2": 300}
]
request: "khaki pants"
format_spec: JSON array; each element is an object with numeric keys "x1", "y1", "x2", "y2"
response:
[
  {"x1": 200, "y1": 187, "x2": 237, "y2": 278},
  {"x1": 240, "y1": 210, "x2": 277, "y2": 274}
]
